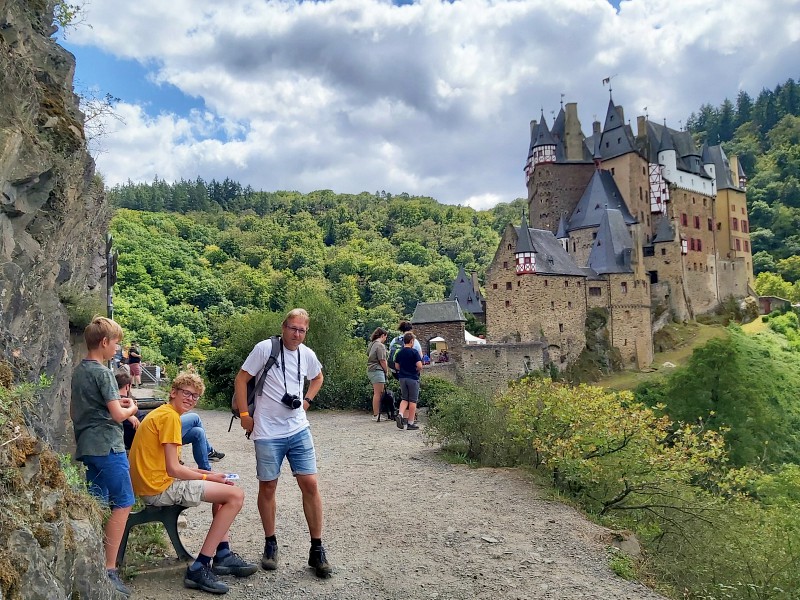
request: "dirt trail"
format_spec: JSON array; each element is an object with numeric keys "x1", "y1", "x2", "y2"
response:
[{"x1": 126, "y1": 408, "x2": 666, "y2": 600}]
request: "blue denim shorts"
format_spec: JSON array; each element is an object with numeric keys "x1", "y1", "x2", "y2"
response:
[
  {"x1": 254, "y1": 427, "x2": 317, "y2": 481},
  {"x1": 82, "y1": 450, "x2": 135, "y2": 509}
]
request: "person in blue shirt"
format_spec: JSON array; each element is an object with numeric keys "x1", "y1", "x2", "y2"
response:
[{"x1": 394, "y1": 332, "x2": 423, "y2": 431}]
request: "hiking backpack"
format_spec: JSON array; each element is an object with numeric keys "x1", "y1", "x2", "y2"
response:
[
  {"x1": 387, "y1": 335, "x2": 404, "y2": 379},
  {"x1": 228, "y1": 335, "x2": 281, "y2": 434}
]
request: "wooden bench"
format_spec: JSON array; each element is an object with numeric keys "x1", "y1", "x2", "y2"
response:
[{"x1": 116, "y1": 504, "x2": 193, "y2": 566}]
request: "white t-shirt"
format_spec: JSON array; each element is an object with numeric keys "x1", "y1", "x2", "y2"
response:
[{"x1": 241, "y1": 338, "x2": 323, "y2": 440}]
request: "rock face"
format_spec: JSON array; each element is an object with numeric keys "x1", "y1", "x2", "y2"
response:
[
  {"x1": 0, "y1": 0, "x2": 114, "y2": 597},
  {"x1": 0, "y1": 0, "x2": 107, "y2": 449}
]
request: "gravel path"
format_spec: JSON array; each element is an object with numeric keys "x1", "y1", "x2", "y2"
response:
[{"x1": 126, "y1": 408, "x2": 666, "y2": 600}]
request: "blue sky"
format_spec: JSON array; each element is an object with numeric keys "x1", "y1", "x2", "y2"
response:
[{"x1": 61, "y1": 0, "x2": 800, "y2": 208}]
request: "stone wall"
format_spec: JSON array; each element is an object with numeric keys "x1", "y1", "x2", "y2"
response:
[
  {"x1": 413, "y1": 321, "x2": 465, "y2": 367},
  {"x1": 460, "y1": 341, "x2": 547, "y2": 386},
  {"x1": 528, "y1": 162, "x2": 595, "y2": 232}
]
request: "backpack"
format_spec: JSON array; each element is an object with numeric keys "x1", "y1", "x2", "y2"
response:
[
  {"x1": 387, "y1": 335, "x2": 404, "y2": 379},
  {"x1": 228, "y1": 335, "x2": 281, "y2": 434}
]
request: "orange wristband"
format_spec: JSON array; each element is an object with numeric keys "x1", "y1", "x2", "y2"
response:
[
  {"x1": 239, "y1": 411, "x2": 249, "y2": 417},
  {"x1": 202, "y1": 474, "x2": 207, "y2": 481}
]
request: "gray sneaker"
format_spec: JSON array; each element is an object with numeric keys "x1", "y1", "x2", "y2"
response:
[
  {"x1": 261, "y1": 539, "x2": 279, "y2": 570},
  {"x1": 212, "y1": 551, "x2": 258, "y2": 577},
  {"x1": 107, "y1": 570, "x2": 130, "y2": 597},
  {"x1": 184, "y1": 564, "x2": 229, "y2": 594}
]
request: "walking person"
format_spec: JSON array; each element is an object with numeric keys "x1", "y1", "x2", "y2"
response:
[
  {"x1": 233, "y1": 308, "x2": 333, "y2": 578},
  {"x1": 394, "y1": 332, "x2": 423, "y2": 431},
  {"x1": 127, "y1": 342, "x2": 142, "y2": 388},
  {"x1": 367, "y1": 327, "x2": 389, "y2": 420}
]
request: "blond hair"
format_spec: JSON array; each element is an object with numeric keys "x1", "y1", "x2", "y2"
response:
[
  {"x1": 283, "y1": 308, "x2": 310, "y2": 326},
  {"x1": 84, "y1": 316, "x2": 124, "y2": 349},
  {"x1": 171, "y1": 372, "x2": 206, "y2": 396}
]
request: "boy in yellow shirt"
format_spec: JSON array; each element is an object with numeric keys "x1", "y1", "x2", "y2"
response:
[{"x1": 129, "y1": 372, "x2": 256, "y2": 594}]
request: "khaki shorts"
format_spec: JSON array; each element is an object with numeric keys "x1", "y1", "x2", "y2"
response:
[{"x1": 141, "y1": 479, "x2": 204, "y2": 507}]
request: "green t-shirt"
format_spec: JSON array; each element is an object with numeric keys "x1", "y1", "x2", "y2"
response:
[{"x1": 70, "y1": 359, "x2": 124, "y2": 459}]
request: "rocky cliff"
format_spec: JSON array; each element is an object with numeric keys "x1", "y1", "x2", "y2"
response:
[{"x1": 0, "y1": 0, "x2": 115, "y2": 597}]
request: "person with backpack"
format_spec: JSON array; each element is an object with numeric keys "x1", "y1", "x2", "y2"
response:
[
  {"x1": 394, "y1": 332, "x2": 424, "y2": 431},
  {"x1": 367, "y1": 327, "x2": 389, "y2": 420},
  {"x1": 388, "y1": 320, "x2": 422, "y2": 379},
  {"x1": 233, "y1": 308, "x2": 332, "y2": 578}
]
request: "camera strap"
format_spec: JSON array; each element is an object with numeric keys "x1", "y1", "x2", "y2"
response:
[{"x1": 279, "y1": 341, "x2": 302, "y2": 394}]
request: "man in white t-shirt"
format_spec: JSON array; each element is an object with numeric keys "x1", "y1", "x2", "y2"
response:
[{"x1": 233, "y1": 308, "x2": 331, "y2": 578}]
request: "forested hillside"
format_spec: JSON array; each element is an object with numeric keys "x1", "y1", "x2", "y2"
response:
[
  {"x1": 107, "y1": 188, "x2": 523, "y2": 376},
  {"x1": 687, "y1": 77, "x2": 800, "y2": 299}
]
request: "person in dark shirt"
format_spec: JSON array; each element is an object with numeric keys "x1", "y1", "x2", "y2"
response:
[
  {"x1": 394, "y1": 332, "x2": 423, "y2": 431},
  {"x1": 128, "y1": 343, "x2": 142, "y2": 388}
]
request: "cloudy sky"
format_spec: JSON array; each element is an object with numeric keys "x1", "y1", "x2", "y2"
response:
[{"x1": 62, "y1": 0, "x2": 800, "y2": 209}]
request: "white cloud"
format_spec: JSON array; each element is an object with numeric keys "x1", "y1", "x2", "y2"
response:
[{"x1": 70, "y1": 0, "x2": 800, "y2": 206}]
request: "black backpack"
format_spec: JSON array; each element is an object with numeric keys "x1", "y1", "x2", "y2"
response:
[
  {"x1": 228, "y1": 335, "x2": 281, "y2": 434},
  {"x1": 387, "y1": 335, "x2": 404, "y2": 379}
]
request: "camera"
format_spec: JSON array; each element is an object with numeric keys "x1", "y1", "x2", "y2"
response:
[{"x1": 281, "y1": 392, "x2": 301, "y2": 409}]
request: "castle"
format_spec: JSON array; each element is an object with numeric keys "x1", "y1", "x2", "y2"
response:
[{"x1": 481, "y1": 97, "x2": 754, "y2": 369}]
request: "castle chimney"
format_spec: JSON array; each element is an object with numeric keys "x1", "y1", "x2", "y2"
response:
[
  {"x1": 470, "y1": 271, "x2": 480, "y2": 293},
  {"x1": 530, "y1": 120, "x2": 537, "y2": 135},
  {"x1": 564, "y1": 102, "x2": 584, "y2": 161},
  {"x1": 637, "y1": 115, "x2": 646, "y2": 138},
  {"x1": 593, "y1": 120, "x2": 601, "y2": 135},
  {"x1": 615, "y1": 105, "x2": 625, "y2": 123}
]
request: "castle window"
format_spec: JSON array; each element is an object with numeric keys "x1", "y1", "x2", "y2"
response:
[
  {"x1": 551, "y1": 301, "x2": 555, "y2": 310},
  {"x1": 639, "y1": 187, "x2": 643, "y2": 201},
  {"x1": 624, "y1": 339, "x2": 628, "y2": 346},
  {"x1": 643, "y1": 246, "x2": 654, "y2": 257},
  {"x1": 573, "y1": 242, "x2": 576, "y2": 252},
  {"x1": 564, "y1": 280, "x2": 569, "y2": 287},
  {"x1": 592, "y1": 232, "x2": 597, "y2": 239},
  {"x1": 621, "y1": 282, "x2": 628, "y2": 294},
  {"x1": 559, "y1": 323, "x2": 564, "y2": 333},
  {"x1": 643, "y1": 167, "x2": 646, "y2": 175},
  {"x1": 689, "y1": 238, "x2": 695, "y2": 251},
  {"x1": 589, "y1": 287, "x2": 602, "y2": 296},
  {"x1": 732, "y1": 218, "x2": 739, "y2": 231},
  {"x1": 503, "y1": 261, "x2": 508, "y2": 269},
  {"x1": 708, "y1": 218, "x2": 713, "y2": 231},
  {"x1": 577, "y1": 280, "x2": 581, "y2": 287},
  {"x1": 742, "y1": 207, "x2": 745, "y2": 215},
  {"x1": 505, "y1": 300, "x2": 510, "y2": 307},
  {"x1": 681, "y1": 213, "x2": 688, "y2": 226},
  {"x1": 744, "y1": 240, "x2": 750, "y2": 252},
  {"x1": 611, "y1": 167, "x2": 615, "y2": 175},
  {"x1": 506, "y1": 282, "x2": 512, "y2": 290},
  {"x1": 732, "y1": 205, "x2": 736, "y2": 212},
  {"x1": 508, "y1": 244, "x2": 512, "y2": 250},
  {"x1": 493, "y1": 283, "x2": 497, "y2": 289},
  {"x1": 742, "y1": 221, "x2": 749, "y2": 233},
  {"x1": 735, "y1": 238, "x2": 741, "y2": 251},
  {"x1": 692, "y1": 198, "x2": 696, "y2": 204},
  {"x1": 568, "y1": 301, "x2": 572, "y2": 308},
  {"x1": 544, "y1": 279, "x2": 548, "y2": 286},
  {"x1": 704, "y1": 198, "x2": 707, "y2": 207},
  {"x1": 697, "y1": 239, "x2": 702, "y2": 251},
  {"x1": 717, "y1": 222, "x2": 722, "y2": 231},
  {"x1": 625, "y1": 310, "x2": 630, "y2": 318},
  {"x1": 694, "y1": 216, "x2": 700, "y2": 229},
  {"x1": 518, "y1": 281, "x2": 520, "y2": 287},
  {"x1": 661, "y1": 248, "x2": 666, "y2": 256}
]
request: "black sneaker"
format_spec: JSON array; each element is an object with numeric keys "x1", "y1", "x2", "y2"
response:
[
  {"x1": 208, "y1": 450, "x2": 225, "y2": 462},
  {"x1": 261, "y1": 539, "x2": 278, "y2": 570},
  {"x1": 184, "y1": 564, "x2": 229, "y2": 594},
  {"x1": 107, "y1": 570, "x2": 131, "y2": 597},
  {"x1": 395, "y1": 413, "x2": 405, "y2": 429},
  {"x1": 406, "y1": 423, "x2": 420, "y2": 431},
  {"x1": 308, "y1": 545, "x2": 333, "y2": 578},
  {"x1": 212, "y1": 551, "x2": 258, "y2": 577}
]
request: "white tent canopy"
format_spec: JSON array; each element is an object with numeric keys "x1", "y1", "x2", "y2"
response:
[
  {"x1": 464, "y1": 330, "x2": 486, "y2": 344},
  {"x1": 429, "y1": 336, "x2": 446, "y2": 342}
]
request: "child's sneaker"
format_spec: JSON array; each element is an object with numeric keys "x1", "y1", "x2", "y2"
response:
[
  {"x1": 308, "y1": 545, "x2": 333, "y2": 578},
  {"x1": 406, "y1": 423, "x2": 420, "y2": 430},
  {"x1": 212, "y1": 551, "x2": 258, "y2": 577},
  {"x1": 184, "y1": 564, "x2": 229, "y2": 594},
  {"x1": 107, "y1": 570, "x2": 130, "y2": 597}
]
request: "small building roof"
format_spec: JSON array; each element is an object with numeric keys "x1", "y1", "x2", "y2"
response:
[
  {"x1": 448, "y1": 266, "x2": 485, "y2": 315},
  {"x1": 512, "y1": 225, "x2": 586, "y2": 276},
  {"x1": 652, "y1": 215, "x2": 676, "y2": 243},
  {"x1": 411, "y1": 300, "x2": 466, "y2": 324}
]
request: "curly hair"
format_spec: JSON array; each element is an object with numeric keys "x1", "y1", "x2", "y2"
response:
[{"x1": 170, "y1": 372, "x2": 206, "y2": 396}]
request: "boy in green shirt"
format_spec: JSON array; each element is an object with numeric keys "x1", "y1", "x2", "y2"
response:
[{"x1": 70, "y1": 316, "x2": 140, "y2": 597}]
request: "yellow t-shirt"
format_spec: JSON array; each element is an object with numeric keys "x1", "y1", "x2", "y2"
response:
[{"x1": 129, "y1": 403, "x2": 182, "y2": 496}]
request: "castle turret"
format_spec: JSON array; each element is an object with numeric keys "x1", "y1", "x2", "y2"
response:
[
  {"x1": 738, "y1": 159, "x2": 747, "y2": 191},
  {"x1": 515, "y1": 213, "x2": 537, "y2": 275},
  {"x1": 530, "y1": 112, "x2": 557, "y2": 168},
  {"x1": 556, "y1": 215, "x2": 569, "y2": 253}
]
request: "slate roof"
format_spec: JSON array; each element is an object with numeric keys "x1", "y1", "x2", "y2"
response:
[
  {"x1": 567, "y1": 169, "x2": 636, "y2": 231},
  {"x1": 448, "y1": 266, "x2": 485, "y2": 315},
  {"x1": 646, "y1": 121, "x2": 712, "y2": 180},
  {"x1": 512, "y1": 225, "x2": 586, "y2": 276},
  {"x1": 412, "y1": 301, "x2": 466, "y2": 324},
  {"x1": 652, "y1": 215, "x2": 676, "y2": 243},
  {"x1": 708, "y1": 145, "x2": 739, "y2": 190},
  {"x1": 587, "y1": 209, "x2": 634, "y2": 274},
  {"x1": 555, "y1": 215, "x2": 569, "y2": 239}
]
